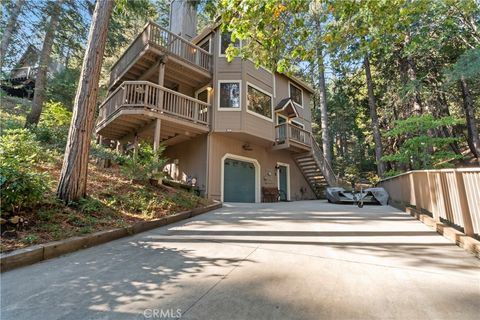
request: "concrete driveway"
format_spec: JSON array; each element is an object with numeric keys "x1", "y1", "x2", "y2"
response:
[{"x1": 1, "y1": 201, "x2": 479, "y2": 320}]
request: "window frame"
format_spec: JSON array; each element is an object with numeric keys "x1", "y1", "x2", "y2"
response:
[
  {"x1": 288, "y1": 81, "x2": 304, "y2": 108},
  {"x1": 219, "y1": 32, "x2": 241, "y2": 57},
  {"x1": 246, "y1": 82, "x2": 274, "y2": 122},
  {"x1": 291, "y1": 119, "x2": 305, "y2": 129},
  {"x1": 198, "y1": 36, "x2": 212, "y2": 54},
  {"x1": 195, "y1": 85, "x2": 211, "y2": 104},
  {"x1": 217, "y1": 80, "x2": 242, "y2": 111}
]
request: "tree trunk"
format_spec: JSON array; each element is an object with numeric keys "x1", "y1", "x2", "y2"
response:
[
  {"x1": 317, "y1": 48, "x2": 332, "y2": 167},
  {"x1": 1, "y1": 0, "x2": 25, "y2": 68},
  {"x1": 57, "y1": 0, "x2": 114, "y2": 202},
  {"x1": 364, "y1": 54, "x2": 385, "y2": 177},
  {"x1": 460, "y1": 77, "x2": 480, "y2": 160},
  {"x1": 25, "y1": 0, "x2": 64, "y2": 126}
]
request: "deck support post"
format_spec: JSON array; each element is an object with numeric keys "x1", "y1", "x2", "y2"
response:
[
  {"x1": 133, "y1": 134, "x2": 139, "y2": 159},
  {"x1": 153, "y1": 118, "x2": 161, "y2": 153},
  {"x1": 116, "y1": 140, "x2": 124, "y2": 154},
  {"x1": 158, "y1": 62, "x2": 165, "y2": 87}
]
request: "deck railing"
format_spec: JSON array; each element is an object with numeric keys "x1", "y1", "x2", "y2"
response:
[
  {"x1": 109, "y1": 22, "x2": 212, "y2": 88},
  {"x1": 311, "y1": 138, "x2": 338, "y2": 186},
  {"x1": 275, "y1": 123, "x2": 311, "y2": 146},
  {"x1": 377, "y1": 169, "x2": 480, "y2": 237},
  {"x1": 97, "y1": 81, "x2": 210, "y2": 127}
]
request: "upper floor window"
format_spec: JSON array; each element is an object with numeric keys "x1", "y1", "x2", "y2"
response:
[
  {"x1": 196, "y1": 87, "x2": 210, "y2": 104},
  {"x1": 220, "y1": 32, "x2": 240, "y2": 56},
  {"x1": 218, "y1": 81, "x2": 241, "y2": 110},
  {"x1": 289, "y1": 82, "x2": 303, "y2": 107},
  {"x1": 198, "y1": 37, "x2": 211, "y2": 53},
  {"x1": 247, "y1": 83, "x2": 272, "y2": 120}
]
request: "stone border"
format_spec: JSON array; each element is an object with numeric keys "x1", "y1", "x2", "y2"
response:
[
  {"x1": 0, "y1": 202, "x2": 222, "y2": 272},
  {"x1": 403, "y1": 206, "x2": 480, "y2": 258}
]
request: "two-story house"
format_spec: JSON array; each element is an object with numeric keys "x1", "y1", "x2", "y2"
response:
[{"x1": 96, "y1": 2, "x2": 335, "y2": 203}]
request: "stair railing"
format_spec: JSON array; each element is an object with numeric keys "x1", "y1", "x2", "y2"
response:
[{"x1": 310, "y1": 138, "x2": 338, "y2": 186}]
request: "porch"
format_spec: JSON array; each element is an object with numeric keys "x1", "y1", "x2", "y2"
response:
[
  {"x1": 108, "y1": 21, "x2": 212, "y2": 91},
  {"x1": 96, "y1": 81, "x2": 210, "y2": 147},
  {"x1": 273, "y1": 123, "x2": 312, "y2": 153}
]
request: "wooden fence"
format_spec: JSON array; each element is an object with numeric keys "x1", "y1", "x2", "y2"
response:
[{"x1": 377, "y1": 168, "x2": 480, "y2": 237}]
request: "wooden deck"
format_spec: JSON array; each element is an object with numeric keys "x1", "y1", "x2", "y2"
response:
[
  {"x1": 273, "y1": 123, "x2": 312, "y2": 152},
  {"x1": 109, "y1": 22, "x2": 212, "y2": 91},
  {"x1": 96, "y1": 81, "x2": 210, "y2": 145}
]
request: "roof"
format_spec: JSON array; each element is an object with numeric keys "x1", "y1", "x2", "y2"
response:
[{"x1": 275, "y1": 98, "x2": 299, "y2": 118}]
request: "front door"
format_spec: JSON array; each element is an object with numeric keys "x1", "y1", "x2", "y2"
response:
[
  {"x1": 224, "y1": 158, "x2": 256, "y2": 202},
  {"x1": 278, "y1": 165, "x2": 288, "y2": 201},
  {"x1": 277, "y1": 115, "x2": 287, "y2": 142}
]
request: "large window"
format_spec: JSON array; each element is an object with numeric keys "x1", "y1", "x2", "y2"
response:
[
  {"x1": 220, "y1": 32, "x2": 240, "y2": 56},
  {"x1": 289, "y1": 82, "x2": 303, "y2": 107},
  {"x1": 247, "y1": 84, "x2": 272, "y2": 120},
  {"x1": 218, "y1": 81, "x2": 241, "y2": 110}
]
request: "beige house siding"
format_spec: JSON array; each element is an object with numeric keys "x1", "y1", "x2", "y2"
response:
[
  {"x1": 164, "y1": 134, "x2": 208, "y2": 195},
  {"x1": 206, "y1": 133, "x2": 316, "y2": 201}
]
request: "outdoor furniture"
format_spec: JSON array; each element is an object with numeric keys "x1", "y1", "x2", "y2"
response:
[{"x1": 262, "y1": 187, "x2": 279, "y2": 203}]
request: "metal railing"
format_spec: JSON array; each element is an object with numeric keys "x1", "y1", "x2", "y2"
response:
[
  {"x1": 97, "y1": 81, "x2": 210, "y2": 128},
  {"x1": 377, "y1": 169, "x2": 480, "y2": 236},
  {"x1": 109, "y1": 21, "x2": 212, "y2": 88}
]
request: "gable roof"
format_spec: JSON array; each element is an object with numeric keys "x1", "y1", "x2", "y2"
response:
[{"x1": 275, "y1": 98, "x2": 299, "y2": 118}]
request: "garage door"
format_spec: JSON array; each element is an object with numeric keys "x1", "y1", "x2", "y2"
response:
[{"x1": 224, "y1": 158, "x2": 255, "y2": 202}]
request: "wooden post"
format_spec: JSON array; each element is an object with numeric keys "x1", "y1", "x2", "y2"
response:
[
  {"x1": 116, "y1": 140, "x2": 123, "y2": 154},
  {"x1": 454, "y1": 170, "x2": 475, "y2": 237},
  {"x1": 133, "y1": 134, "x2": 139, "y2": 159},
  {"x1": 158, "y1": 62, "x2": 165, "y2": 86},
  {"x1": 153, "y1": 118, "x2": 161, "y2": 153}
]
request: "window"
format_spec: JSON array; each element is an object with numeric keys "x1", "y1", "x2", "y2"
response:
[
  {"x1": 195, "y1": 87, "x2": 209, "y2": 104},
  {"x1": 218, "y1": 81, "x2": 241, "y2": 110},
  {"x1": 220, "y1": 32, "x2": 240, "y2": 56},
  {"x1": 198, "y1": 37, "x2": 211, "y2": 53},
  {"x1": 291, "y1": 120, "x2": 304, "y2": 129},
  {"x1": 247, "y1": 84, "x2": 272, "y2": 120},
  {"x1": 289, "y1": 82, "x2": 303, "y2": 107}
]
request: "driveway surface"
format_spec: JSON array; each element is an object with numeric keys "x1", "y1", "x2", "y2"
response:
[{"x1": 1, "y1": 201, "x2": 479, "y2": 320}]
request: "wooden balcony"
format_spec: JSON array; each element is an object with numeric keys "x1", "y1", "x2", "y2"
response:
[
  {"x1": 96, "y1": 81, "x2": 210, "y2": 146},
  {"x1": 109, "y1": 22, "x2": 213, "y2": 91},
  {"x1": 273, "y1": 123, "x2": 312, "y2": 152}
]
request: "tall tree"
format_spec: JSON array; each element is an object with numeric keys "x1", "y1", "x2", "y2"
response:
[
  {"x1": 0, "y1": 0, "x2": 26, "y2": 68},
  {"x1": 364, "y1": 54, "x2": 385, "y2": 176},
  {"x1": 57, "y1": 0, "x2": 114, "y2": 202},
  {"x1": 25, "y1": 0, "x2": 64, "y2": 126},
  {"x1": 459, "y1": 77, "x2": 480, "y2": 159}
]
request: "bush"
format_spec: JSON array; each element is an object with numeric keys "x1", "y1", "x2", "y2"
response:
[
  {"x1": 0, "y1": 129, "x2": 49, "y2": 214},
  {"x1": 38, "y1": 101, "x2": 72, "y2": 127},
  {"x1": 121, "y1": 143, "x2": 167, "y2": 182},
  {"x1": 90, "y1": 144, "x2": 127, "y2": 165}
]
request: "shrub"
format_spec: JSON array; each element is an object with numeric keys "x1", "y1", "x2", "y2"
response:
[
  {"x1": 90, "y1": 144, "x2": 127, "y2": 165},
  {"x1": 38, "y1": 101, "x2": 72, "y2": 127},
  {"x1": 0, "y1": 129, "x2": 49, "y2": 214},
  {"x1": 121, "y1": 143, "x2": 167, "y2": 182}
]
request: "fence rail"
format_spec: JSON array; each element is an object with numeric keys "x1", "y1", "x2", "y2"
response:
[
  {"x1": 97, "y1": 81, "x2": 210, "y2": 128},
  {"x1": 377, "y1": 169, "x2": 480, "y2": 236}
]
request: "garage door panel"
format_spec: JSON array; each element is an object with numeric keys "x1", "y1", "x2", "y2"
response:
[{"x1": 224, "y1": 158, "x2": 255, "y2": 202}]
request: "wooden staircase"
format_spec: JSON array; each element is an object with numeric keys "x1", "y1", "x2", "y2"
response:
[{"x1": 294, "y1": 139, "x2": 338, "y2": 199}]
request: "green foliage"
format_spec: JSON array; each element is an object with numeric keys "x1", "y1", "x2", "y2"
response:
[
  {"x1": 31, "y1": 101, "x2": 72, "y2": 152},
  {"x1": 0, "y1": 129, "x2": 49, "y2": 214},
  {"x1": 121, "y1": 143, "x2": 167, "y2": 182},
  {"x1": 46, "y1": 69, "x2": 80, "y2": 109},
  {"x1": 39, "y1": 101, "x2": 72, "y2": 127},
  {"x1": 382, "y1": 115, "x2": 465, "y2": 169},
  {"x1": 90, "y1": 144, "x2": 128, "y2": 165}
]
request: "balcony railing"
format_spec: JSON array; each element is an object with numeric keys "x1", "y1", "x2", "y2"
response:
[
  {"x1": 109, "y1": 22, "x2": 213, "y2": 88},
  {"x1": 97, "y1": 81, "x2": 210, "y2": 128},
  {"x1": 275, "y1": 123, "x2": 311, "y2": 147}
]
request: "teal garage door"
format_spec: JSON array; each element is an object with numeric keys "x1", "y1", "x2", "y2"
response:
[{"x1": 224, "y1": 158, "x2": 256, "y2": 202}]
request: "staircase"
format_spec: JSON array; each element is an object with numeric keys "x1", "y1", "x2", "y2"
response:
[{"x1": 294, "y1": 139, "x2": 337, "y2": 199}]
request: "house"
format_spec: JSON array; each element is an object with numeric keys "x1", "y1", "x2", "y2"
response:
[
  {"x1": 1, "y1": 44, "x2": 63, "y2": 98},
  {"x1": 96, "y1": 1, "x2": 336, "y2": 203}
]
